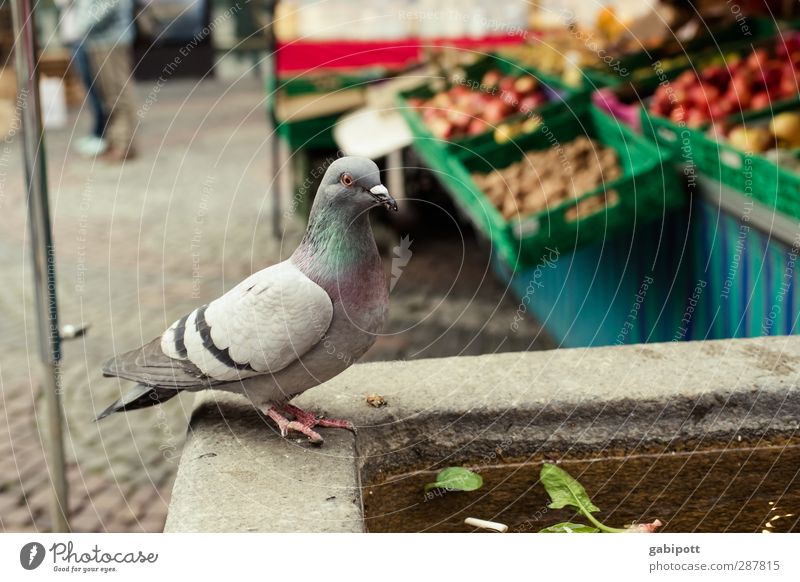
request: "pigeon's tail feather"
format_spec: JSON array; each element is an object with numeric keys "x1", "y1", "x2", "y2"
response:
[{"x1": 95, "y1": 384, "x2": 182, "y2": 421}]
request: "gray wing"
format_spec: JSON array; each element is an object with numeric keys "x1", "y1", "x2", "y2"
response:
[
  {"x1": 102, "y1": 260, "x2": 333, "y2": 390},
  {"x1": 102, "y1": 337, "x2": 222, "y2": 389}
]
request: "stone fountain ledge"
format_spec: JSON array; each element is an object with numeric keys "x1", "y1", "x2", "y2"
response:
[{"x1": 164, "y1": 336, "x2": 800, "y2": 532}]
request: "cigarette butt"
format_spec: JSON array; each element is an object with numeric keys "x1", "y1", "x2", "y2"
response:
[{"x1": 464, "y1": 517, "x2": 509, "y2": 533}]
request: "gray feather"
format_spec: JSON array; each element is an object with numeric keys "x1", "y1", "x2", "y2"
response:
[
  {"x1": 102, "y1": 336, "x2": 220, "y2": 389},
  {"x1": 95, "y1": 384, "x2": 182, "y2": 421}
]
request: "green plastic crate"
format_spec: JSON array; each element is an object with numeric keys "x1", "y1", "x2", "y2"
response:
[
  {"x1": 428, "y1": 105, "x2": 685, "y2": 268},
  {"x1": 578, "y1": 16, "x2": 777, "y2": 91},
  {"x1": 273, "y1": 114, "x2": 342, "y2": 150},
  {"x1": 642, "y1": 94, "x2": 800, "y2": 164},
  {"x1": 396, "y1": 55, "x2": 590, "y2": 160},
  {"x1": 271, "y1": 68, "x2": 388, "y2": 98},
  {"x1": 633, "y1": 31, "x2": 800, "y2": 155},
  {"x1": 496, "y1": 49, "x2": 621, "y2": 91},
  {"x1": 689, "y1": 103, "x2": 800, "y2": 221},
  {"x1": 583, "y1": 67, "x2": 624, "y2": 89},
  {"x1": 640, "y1": 107, "x2": 706, "y2": 163},
  {"x1": 507, "y1": 18, "x2": 777, "y2": 94},
  {"x1": 265, "y1": 68, "x2": 387, "y2": 150}
]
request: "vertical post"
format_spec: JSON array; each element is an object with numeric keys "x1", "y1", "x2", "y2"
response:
[
  {"x1": 386, "y1": 150, "x2": 406, "y2": 202},
  {"x1": 10, "y1": 0, "x2": 70, "y2": 532},
  {"x1": 266, "y1": 1, "x2": 284, "y2": 239}
]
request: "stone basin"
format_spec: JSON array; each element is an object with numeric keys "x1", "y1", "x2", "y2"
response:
[{"x1": 164, "y1": 336, "x2": 800, "y2": 533}]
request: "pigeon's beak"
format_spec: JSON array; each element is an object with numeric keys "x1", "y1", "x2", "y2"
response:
[{"x1": 369, "y1": 184, "x2": 398, "y2": 211}]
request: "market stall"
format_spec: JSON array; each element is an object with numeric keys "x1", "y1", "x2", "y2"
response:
[{"x1": 266, "y1": 0, "x2": 800, "y2": 347}]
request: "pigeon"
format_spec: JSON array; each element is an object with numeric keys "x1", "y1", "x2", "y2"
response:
[{"x1": 98, "y1": 156, "x2": 397, "y2": 444}]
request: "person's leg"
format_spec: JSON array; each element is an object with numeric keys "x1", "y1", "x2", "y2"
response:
[
  {"x1": 109, "y1": 44, "x2": 137, "y2": 155},
  {"x1": 88, "y1": 43, "x2": 137, "y2": 160},
  {"x1": 70, "y1": 41, "x2": 107, "y2": 139}
]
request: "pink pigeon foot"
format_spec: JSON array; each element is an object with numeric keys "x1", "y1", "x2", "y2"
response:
[{"x1": 264, "y1": 403, "x2": 356, "y2": 445}]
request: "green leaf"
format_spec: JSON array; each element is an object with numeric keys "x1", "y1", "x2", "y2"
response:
[
  {"x1": 540, "y1": 463, "x2": 600, "y2": 514},
  {"x1": 424, "y1": 467, "x2": 483, "y2": 493},
  {"x1": 539, "y1": 522, "x2": 599, "y2": 533}
]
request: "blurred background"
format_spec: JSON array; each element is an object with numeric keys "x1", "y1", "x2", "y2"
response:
[{"x1": 1, "y1": 0, "x2": 799, "y2": 532}]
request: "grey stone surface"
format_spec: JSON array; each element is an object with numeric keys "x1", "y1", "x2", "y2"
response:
[
  {"x1": 164, "y1": 393, "x2": 364, "y2": 533},
  {"x1": 166, "y1": 335, "x2": 800, "y2": 532}
]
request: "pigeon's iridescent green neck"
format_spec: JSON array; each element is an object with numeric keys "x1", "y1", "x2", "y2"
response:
[{"x1": 291, "y1": 196, "x2": 378, "y2": 287}]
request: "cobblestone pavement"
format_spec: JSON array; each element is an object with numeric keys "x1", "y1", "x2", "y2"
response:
[{"x1": 0, "y1": 77, "x2": 553, "y2": 533}]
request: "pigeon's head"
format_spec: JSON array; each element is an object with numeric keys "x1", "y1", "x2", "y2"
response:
[{"x1": 317, "y1": 156, "x2": 398, "y2": 212}]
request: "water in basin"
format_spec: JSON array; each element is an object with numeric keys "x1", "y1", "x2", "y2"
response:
[{"x1": 364, "y1": 441, "x2": 800, "y2": 533}]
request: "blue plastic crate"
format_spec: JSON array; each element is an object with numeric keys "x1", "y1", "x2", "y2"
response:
[{"x1": 498, "y1": 185, "x2": 799, "y2": 347}]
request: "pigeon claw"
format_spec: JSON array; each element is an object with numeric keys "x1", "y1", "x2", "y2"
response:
[
  {"x1": 283, "y1": 403, "x2": 357, "y2": 434},
  {"x1": 284, "y1": 421, "x2": 325, "y2": 445},
  {"x1": 316, "y1": 417, "x2": 358, "y2": 434},
  {"x1": 263, "y1": 404, "x2": 356, "y2": 446}
]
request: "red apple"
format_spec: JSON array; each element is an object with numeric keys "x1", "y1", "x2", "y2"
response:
[
  {"x1": 687, "y1": 109, "x2": 710, "y2": 127},
  {"x1": 650, "y1": 93, "x2": 671, "y2": 115},
  {"x1": 498, "y1": 76, "x2": 516, "y2": 93},
  {"x1": 746, "y1": 48, "x2": 769, "y2": 71},
  {"x1": 675, "y1": 70, "x2": 697, "y2": 88},
  {"x1": 475, "y1": 92, "x2": 494, "y2": 106},
  {"x1": 518, "y1": 94, "x2": 544, "y2": 114},
  {"x1": 501, "y1": 89, "x2": 521, "y2": 107},
  {"x1": 750, "y1": 91, "x2": 771, "y2": 110},
  {"x1": 467, "y1": 118, "x2": 489, "y2": 135},
  {"x1": 777, "y1": 35, "x2": 800, "y2": 59},
  {"x1": 784, "y1": 34, "x2": 800, "y2": 53},
  {"x1": 703, "y1": 64, "x2": 730, "y2": 88},
  {"x1": 428, "y1": 117, "x2": 453, "y2": 139},
  {"x1": 759, "y1": 64, "x2": 782, "y2": 89},
  {"x1": 422, "y1": 108, "x2": 440, "y2": 122},
  {"x1": 483, "y1": 99, "x2": 510, "y2": 124},
  {"x1": 451, "y1": 84, "x2": 469, "y2": 98},
  {"x1": 708, "y1": 103, "x2": 726, "y2": 119},
  {"x1": 718, "y1": 94, "x2": 736, "y2": 116},
  {"x1": 670, "y1": 106, "x2": 687, "y2": 124},
  {"x1": 447, "y1": 109, "x2": 472, "y2": 130},
  {"x1": 728, "y1": 74, "x2": 752, "y2": 108},
  {"x1": 687, "y1": 84, "x2": 713, "y2": 109},
  {"x1": 704, "y1": 85, "x2": 721, "y2": 102},
  {"x1": 779, "y1": 63, "x2": 800, "y2": 97},
  {"x1": 482, "y1": 70, "x2": 502, "y2": 88}
]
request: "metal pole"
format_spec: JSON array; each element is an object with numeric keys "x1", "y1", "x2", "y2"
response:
[
  {"x1": 10, "y1": 0, "x2": 70, "y2": 532},
  {"x1": 266, "y1": 1, "x2": 283, "y2": 239}
]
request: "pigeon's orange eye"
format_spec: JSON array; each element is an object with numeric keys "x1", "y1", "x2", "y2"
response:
[{"x1": 340, "y1": 173, "x2": 354, "y2": 187}]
